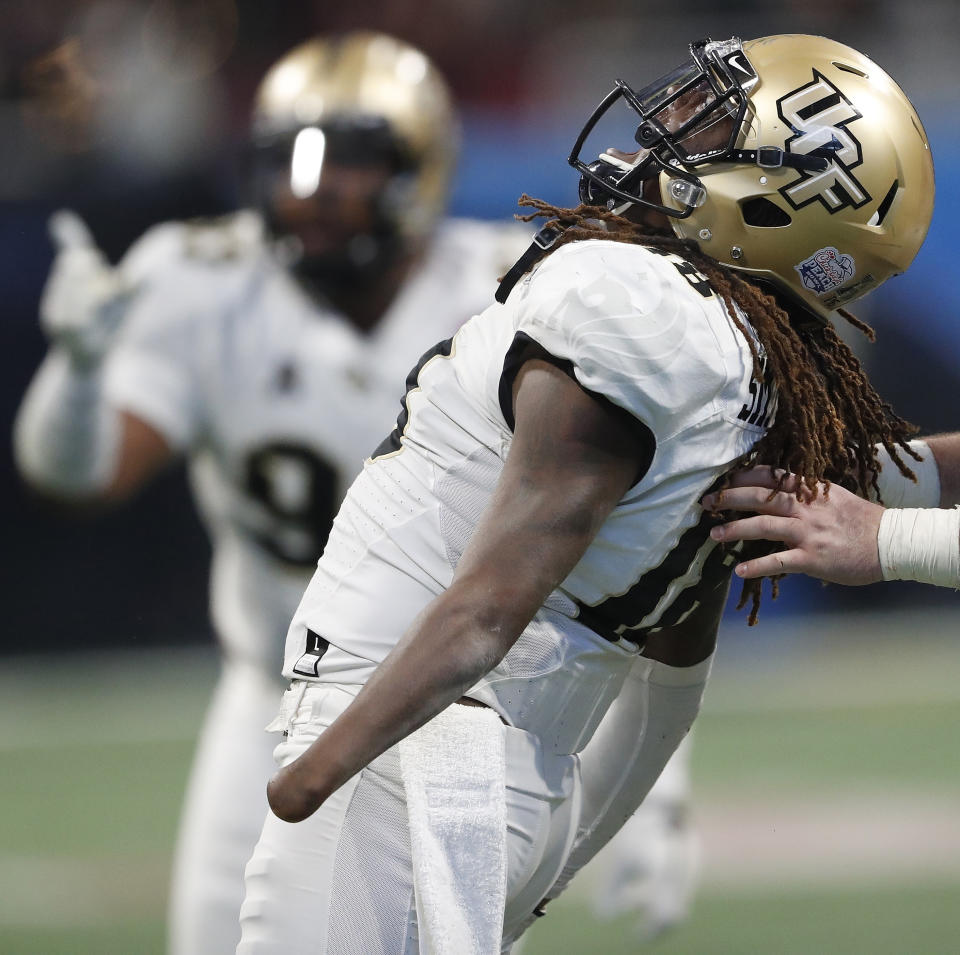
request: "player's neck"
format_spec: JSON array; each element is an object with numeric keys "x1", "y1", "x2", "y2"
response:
[
  {"x1": 325, "y1": 255, "x2": 417, "y2": 335},
  {"x1": 622, "y1": 180, "x2": 671, "y2": 232}
]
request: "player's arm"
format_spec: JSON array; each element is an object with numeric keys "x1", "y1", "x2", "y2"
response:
[
  {"x1": 14, "y1": 367, "x2": 173, "y2": 504},
  {"x1": 106, "y1": 412, "x2": 174, "y2": 498},
  {"x1": 13, "y1": 212, "x2": 175, "y2": 504},
  {"x1": 267, "y1": 357, "x2": 645, "y2": 823}
]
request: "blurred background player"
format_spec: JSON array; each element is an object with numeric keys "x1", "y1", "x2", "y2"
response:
[{"x1": 12, "y1": 31, "x2": 533, "y2": 955}]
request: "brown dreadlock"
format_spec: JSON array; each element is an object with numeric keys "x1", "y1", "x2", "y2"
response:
[{"x1": 515, "y1": 194, "x2": 921, "y2": 623}]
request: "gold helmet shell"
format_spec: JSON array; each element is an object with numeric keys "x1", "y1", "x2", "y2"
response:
[
  {"x1": 664, "y1": 35, "x2": 934, "y2": 321},
  {"x1": 252, "y1": 31, "x2": 459, "y2": 241}
]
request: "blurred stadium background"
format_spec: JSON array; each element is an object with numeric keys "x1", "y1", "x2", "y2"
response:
[{"x1": 2, "y1": 1, "x2": 959, "y2": 952}]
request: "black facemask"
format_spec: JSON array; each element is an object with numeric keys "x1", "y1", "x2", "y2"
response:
[{"x1": 247, "y1": 116, "x2": 416, "y2": 289}]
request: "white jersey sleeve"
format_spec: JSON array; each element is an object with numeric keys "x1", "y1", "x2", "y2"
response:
[
  {"x1": 510, "y1": 240, "x2": 745, "y2": 438},
  {"x1": 104, "y1": 214, "x2": 263, "y2": 450}
]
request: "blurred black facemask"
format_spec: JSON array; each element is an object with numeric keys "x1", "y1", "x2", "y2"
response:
[{"x1": 248, "y1": 116, "x2": 416, "y2": 292}]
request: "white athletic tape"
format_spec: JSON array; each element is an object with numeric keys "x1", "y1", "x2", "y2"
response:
[
  {"x1": 12, "y1": 351, "x2": 120, "y2": 495},
  {"x1": 872, "y1": 440, "x2": 941, "y2": 508},
  {"x1": 878, "y1": 506, "x2": 960, "y2": 589},
  {"x1": 399, "y1": 704, "x2": 507, "y2": 955}
]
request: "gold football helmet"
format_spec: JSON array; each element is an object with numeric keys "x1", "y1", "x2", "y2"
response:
[
  {"x1": 571, "y1": 35, "x2": 935, "y2": 322},
  {"x1": 251, "y1": 31, "x2": 458, "y2": 252}
]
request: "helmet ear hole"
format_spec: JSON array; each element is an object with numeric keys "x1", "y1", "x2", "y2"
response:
[
  {"x1": 740, "y1": 197, "x2": 792, "y2": 227},
  {"x1": 870, "y1": 179, "x2": 899, "y2": 227},
  {"x1": 833, "y1": 61, "x2": 869, "y2": 78}
]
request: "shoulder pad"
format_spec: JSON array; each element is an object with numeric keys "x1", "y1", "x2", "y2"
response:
[
  {"x1": 179, "y1": 211, "x2": 265, "y2": 264},
  {"x1": 437, "y1": 218, "x2": 535, "y2": 279},
  {"x1": 121, "y1": 211, "x2": 265, "y2": 281},
  {"x1": 512, "y1": 239, "x2": 730, "y2": 428}
]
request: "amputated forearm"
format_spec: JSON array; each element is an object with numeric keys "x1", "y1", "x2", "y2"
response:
[
  {"x1": 267, "y1": 591, "x2": 516, "y2": 822},
  {"x1": 332, "y1": 600, "x2": 508, "y2": 768}
]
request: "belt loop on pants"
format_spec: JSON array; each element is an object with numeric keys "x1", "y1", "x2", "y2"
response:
[{"x1": 265, "y1": 680, "x2": 311, "y2": 736}]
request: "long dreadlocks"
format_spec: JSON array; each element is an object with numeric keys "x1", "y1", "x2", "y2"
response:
[{"x1": 514, "y1": 195, "x2": 921, "y2": 622}]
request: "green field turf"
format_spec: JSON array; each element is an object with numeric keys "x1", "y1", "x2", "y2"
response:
[{"x1": 1, "y1": 609, "x2": 958, "y2": 954}]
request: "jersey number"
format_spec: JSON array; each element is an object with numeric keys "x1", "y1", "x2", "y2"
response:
[{"x1": 244, "y1": 442, "x2": 339, "y2": 568}]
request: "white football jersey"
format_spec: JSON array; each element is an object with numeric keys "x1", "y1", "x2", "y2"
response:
[
  {"x1": 103, "y1": 212, "x2": 530, "y2": 673},
  {"x1": 284, "y1": 239, "x2": 776, "y2": 751}
]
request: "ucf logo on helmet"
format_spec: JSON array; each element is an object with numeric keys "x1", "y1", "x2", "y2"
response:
[{"x1": 776, "y1": 70, "x2": 871, "y2": 213}]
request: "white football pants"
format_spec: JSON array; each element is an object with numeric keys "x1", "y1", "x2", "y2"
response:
[
  {"x1": 237, "y1": 684, "x2": 580, "y2": 954},
  {"x1": 587, "y1": 733, "x2": 700, "y2": 936}
]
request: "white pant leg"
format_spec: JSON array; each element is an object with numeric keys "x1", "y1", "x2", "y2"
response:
[
  {"x1": 501, "y1": 726, "x2": 580, "y2": 945},
  {"x1": 238, "y1": 686, "x2": 580, "y2": 954},
  {"x1": 239, "y1": 685, "x2": 419, "y2": 955},
  {"x1": 167, "y1": 661, "x2": 283, "y2": 955},
  {"x1": 548, "y1": 654, "x2": 711, "y2": 902},
  {"x1": 239, "y1": 750, "x2": 417, "y2": 954},
  {"x1": 588, "y1": 733, "x2": 700, "y2": 937}
]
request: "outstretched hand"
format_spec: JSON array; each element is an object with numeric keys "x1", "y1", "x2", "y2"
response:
[
  {"x1": 702, "y1": 467, "x2": 885, "y2": 586},
  {"x1": 41, "y1": 210, "x2": 132, "y2": 366}
]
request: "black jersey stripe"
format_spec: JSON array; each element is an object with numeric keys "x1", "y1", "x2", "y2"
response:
[
  {"x1": 371, "y1": 337, "x2": 455, "y2": 459},
  {"x1": 575, "y1": 506, "x2": 744, "y2": 644}
]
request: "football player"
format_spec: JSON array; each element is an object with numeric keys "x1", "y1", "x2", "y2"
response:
[
  {"x1": 13, "y1": 31, "x2": 532, "y2": 955},
  {"x1": 235, "y1": 34, "x2": 935, "y2": 953}
]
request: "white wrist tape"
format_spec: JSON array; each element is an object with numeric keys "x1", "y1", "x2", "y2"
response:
[
  {"x1": 13, "y1": 349, "x2": 120, "y2": 496},
  {"x1": 872, "y1": 439, "x2": 940, "y2": 508},
  {"x1": 878, "y1": 507, "x2": 960, "y2": 589}
]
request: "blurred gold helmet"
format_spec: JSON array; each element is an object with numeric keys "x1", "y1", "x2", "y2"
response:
[
  {"x1": 251, "y1": 31, "x2": 459, "y2": 251},
  {"x1": 571, "y1": 35, "x2": 934, "y2": 322}
]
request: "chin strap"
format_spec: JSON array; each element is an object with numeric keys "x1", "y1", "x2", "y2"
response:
[
  {"x1": 495, "y1": 224, "x2": 564, "y2": 304},
  {"x1": 728, "y1": 146, "x2": 828, "y2": 173}
]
